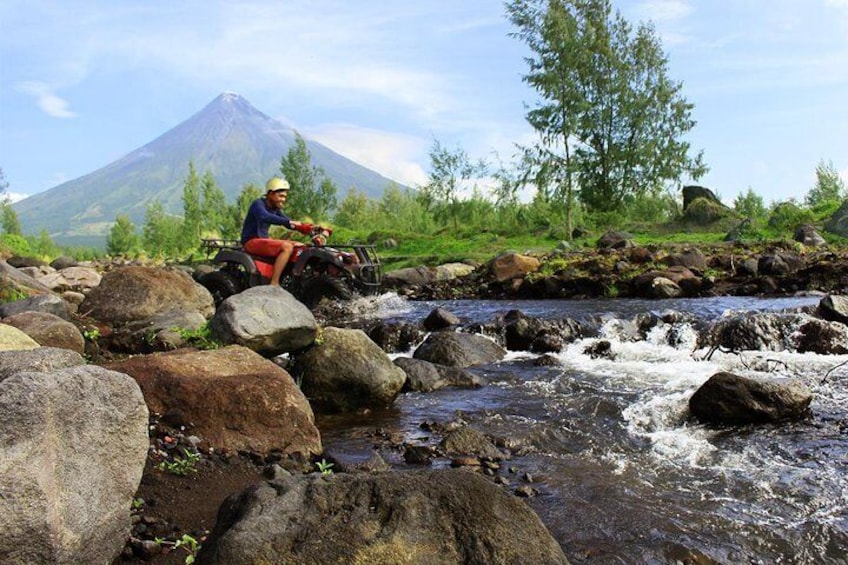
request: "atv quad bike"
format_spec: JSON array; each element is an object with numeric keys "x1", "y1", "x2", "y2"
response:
[{"x1": 198, "y1": 227, "x2": 381, "y2": 308}]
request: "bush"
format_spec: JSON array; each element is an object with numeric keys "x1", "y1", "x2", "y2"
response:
[
  {"x1": 0, "y1": 233, "x2": 31, "y2": 256},
  {"x1": 683, "y1": 197, "x2": 730, "y2": 225},
  {"x1": 768, "y1": 201, "x2": 814, "y2": 232}
]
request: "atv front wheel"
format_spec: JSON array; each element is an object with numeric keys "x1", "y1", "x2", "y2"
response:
[
  {"x1": 296, "y1": 274, "x2": 352, "y2": 308},
  {"x1": 199, "y1": 270, "x2": 243, "y2": 307}
]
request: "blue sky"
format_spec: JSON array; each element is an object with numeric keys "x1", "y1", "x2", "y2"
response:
[{"x1": 1, "y1": 0, "x2": 847, "y2": 206}]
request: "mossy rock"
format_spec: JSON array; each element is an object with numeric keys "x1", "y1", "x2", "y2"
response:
[{"x1": 683, "y1": 197, "x2": 733, "y2": 225}]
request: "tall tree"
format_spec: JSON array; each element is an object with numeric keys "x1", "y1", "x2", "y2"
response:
[
  {"x1": 180, "y1": 162, "x2": 202, "y2": 248},
  {"x1": 333, "y1": 187, "x2": 372, "y2": 228},
  {"x1": 107, "y1": 214, "x2": 140, "y2": 256},
  {"x1": 0, "y1": 167, "x2": 22, "y2": 235},
  {"x1": 507, "y1": 0, "x2": 706, "y2": 216},
  {"x1": 279, "y1": 133, "x2": 338, "y2": 220},
  {"x1": 200, "y1": 170, "x2": 228, "y2": 235},
  {"x1": 805, "y1": 159, "x2": 846, "y2": 209},
  {"x1": 423, "y1": 139, "x2": 487, "y2": 231}
]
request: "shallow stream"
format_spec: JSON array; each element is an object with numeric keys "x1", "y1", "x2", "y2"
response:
[{"x1": 318, "y1": 294, "x2": 847, "y2": 564}]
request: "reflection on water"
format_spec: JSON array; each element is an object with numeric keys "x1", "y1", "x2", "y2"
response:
[{"x1": 320, "y1": 294, "x2": 848, "y2": 563}]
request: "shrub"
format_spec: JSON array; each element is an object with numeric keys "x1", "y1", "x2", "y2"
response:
[{"x1": 768, "y1": 201, "x2": 814, "y2": 232}]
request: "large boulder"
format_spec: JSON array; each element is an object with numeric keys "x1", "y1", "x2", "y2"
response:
[
  {"x1": 394, "y1": 357, "x2": 483, "y2": 392},
  {"x1": 489, "y1": 252, "x2": 541, "y2": 283},
  {"x1": 197, "y1": 469, "x2": 569, "y2": 565},
  {"x1": 818, "y1": 294, "x2": 848, "y2": 326},
  {"x1": 0, "y1": 347, "x2": 86, "y2": 381},
  {"x1": 0, "y1": 293, "x2": 72, "y2": 320},
  {"x1": 37, "y1": 266, "x2": 102, "y2": 294},
  {"x1": 413, "y1": 331, "x2": 506, "y2": 368},
  {"x1": 209, "y1": 286, "x2": 317, "y2": 356},
  {"x1": 793, "y1": 224, "x2": 826, "y2": 247},
  {"x1": 295, "y1": 327, "x2": 406, "y2": 413},
  {"x1": 107, "y1": 346, "x2": 321, "y2": 456},
  {"x1": 701, "y1": 313, "x2": 807, "y2": 352},
  {"x1": 499, "y1": 311, "x2": 584, "y2": 353},
  {"x1": 0, "y1": 323, "x2": 40, "y2": 351},
  {"x1": 0, "y1": 365, "x2": 148, "y2": 564},
  {"x1": 1, "y1": 311, "x2": 85, "y2": 354},
  {"x1": 383, "y1": 263, "x2": 475, "y2": 289},
  {"x1": 0, "y1": 259, "x2": 52, "y2": 302},
  {"x1": 107, "y1": 309, "x2": 209, "y2": 354},
  {"x1": 689, "y1": 372, "x2": 812, "y2": 424},
  {"x1": 365, "y1": 320, "x2": 425, "y2": 354},
  {"x1": 682, "y1": 185, "x2": 724, "y2": 210},
  {"x1": 79, "y1": 266, "x2": 214, "y2": 325},
  {"x1": 631, "y1": 266, "x2": 701, "y2": 298},
  {"x1": 824, "y1": 200, "x2": 848, "y2": 238}
]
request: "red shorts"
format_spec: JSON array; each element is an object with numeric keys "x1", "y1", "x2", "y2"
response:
[{"x1": 244, "y1": 238, "x2": 293, "y2": 257}]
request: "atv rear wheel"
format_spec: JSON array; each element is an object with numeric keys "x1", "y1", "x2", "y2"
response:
[
  {"x1": 296, "y1": 274, "x2": 352, "y2": 308},
  {"x1": 199, "y1": 270, "x2": 243, "y2": 306}
]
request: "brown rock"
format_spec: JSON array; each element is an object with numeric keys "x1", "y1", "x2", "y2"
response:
[{"x1": 106, "y1": 345, "x2": 321, "y2": 455}]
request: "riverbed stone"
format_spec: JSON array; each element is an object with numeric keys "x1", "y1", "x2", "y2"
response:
[
  {"x1": 196, "y1": 469, "x2": 569, "y2": 565},
  {"x1": 413, "y1": 331, "x2": 506, "y2": 368},
  {"x1": 295, "y1": 327, "x2": 406, "y2": 413},
  {"x1": 689, "y1": 371, "x2": 812, "y2": 424}
]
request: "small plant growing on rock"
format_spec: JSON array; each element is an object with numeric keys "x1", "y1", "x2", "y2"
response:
[
  {"x1": 156, "y1": 449, "x2": 201, "y2": 476},
  {"x1": 316, "y1": 458, "x2": 334, "y2": 476},
  {"x1": 82, "y1": 327, "x2": 101, "y2": 342},
  {"x1": 156, "y1": 534, "x2": 201, "y2": 565},
  {"x1": 174, "y1": 322, "x2": 221, "y2": 350}
]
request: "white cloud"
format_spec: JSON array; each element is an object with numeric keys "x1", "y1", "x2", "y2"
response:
[
  {"x1": 5, "y1": 192, "x2": 29, "y2": 204},
  {"x1": 15, "y1": 82, "x2": 76, "y2": 118},
  {"x1": 631, "y1": 0, "x2": 694, "y2": 45},
  {"x1": 303, "y1": 123, "x2": 429, "y2": 187}
]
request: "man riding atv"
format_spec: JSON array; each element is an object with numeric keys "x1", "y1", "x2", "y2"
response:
[
  {"x1": 198, "y1": 176, "x2": 382, "y2": 308},
  {"x1": 241, "y1": 177, "x2": 314, "y2": 286}
]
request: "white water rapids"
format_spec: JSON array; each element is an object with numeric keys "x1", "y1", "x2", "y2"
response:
[{"x1": 320, "y1": 293, "x2": 848, "y2": 563}]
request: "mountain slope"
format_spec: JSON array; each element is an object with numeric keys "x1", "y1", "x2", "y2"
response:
[{"x1": 13, "y1": 93, "x2": 400, "y2": 238}]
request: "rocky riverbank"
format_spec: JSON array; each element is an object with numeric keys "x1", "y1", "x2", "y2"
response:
[{"x1": 2, "y1": 238, "x2": 848, "y2": 564}]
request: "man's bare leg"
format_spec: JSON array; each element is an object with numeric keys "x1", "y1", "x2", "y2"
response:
[{"x1": 270, "y1": 242, "x2": 294, "y2": 286}]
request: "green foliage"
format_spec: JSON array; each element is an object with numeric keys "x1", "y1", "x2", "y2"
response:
[
  {"x1": 0, "y1": 233, "x2": 30, "y2": 256},
  {"x1": 156, "y1": 449, "x2": 201, "y2": 476},
  {"x1": 181, "y1": 162, "x2": 203, "y2": 251},
  {"x1": 733, "y1": 187, "x2": 767, "y2": 221},
  {"x1": 506, "y1": 0, "x2": 706, "y2": 216},
  {"x1": 1, "y1": 203, "x2": 21, "y2": 235},
  {"x1": 82, "y1": 327, "x2": 101, "y2": 342},
  {"x1": 280, "y1": 132, "x2": 337, "y2": 220},
  {"x1": 174, "y1": 322, "x2": 220, "y2": 350},
  {"x1": 156, "y1": 534, "x2": 200, "y2": 565},
  {"x1": 806, "y1": 159, "x2": 845, "y2": 209},
  {"x1": 422, "y1": 139, "x2": 488, "y2": 230},
  {"x1": 767, "y1": 201, "x2": 814, "y2": 232},
  {"x1": 684, "y1": 197, "x2": 730, "y2": 225},
  {"x1": 200, "y1": 170, "x2": 229, "y2": 236},
  {"x1": 0, "y1": 286, "x2": 27, "y2": 304},
  {"x1": 316, "y1": 458, "x2": 334, "y2": 476},
  {"x1": 106, "y1": 214, "x2": 140, "y2": 256},
  {"x1": 333, "y1": 187, "x2": 374, "y2": 228},
  {"x1": 143, "y1": 200, "x2": 184, "y2": 257}
]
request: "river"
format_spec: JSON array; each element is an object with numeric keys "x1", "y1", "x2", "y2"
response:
[{"x1": 317, "y1": 294, "x2": 848, "y2": 564}]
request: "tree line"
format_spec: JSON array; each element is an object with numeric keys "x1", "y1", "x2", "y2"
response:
[{"x1": 2, "y1": 0, "x2": 847, "y2": 260}]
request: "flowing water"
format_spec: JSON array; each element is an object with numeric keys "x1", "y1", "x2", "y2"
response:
[{"x1": 317, "y1": 294, "x2": 848, "y2": 564}]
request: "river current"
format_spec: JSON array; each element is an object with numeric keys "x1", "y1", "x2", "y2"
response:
[{"x1": 317, "y1": 294, "x2": 848, "y2": 564}]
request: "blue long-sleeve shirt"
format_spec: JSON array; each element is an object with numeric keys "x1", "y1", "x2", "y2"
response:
[{"x1": 240, "y1": 197, "x2": 293, "y2": 243}]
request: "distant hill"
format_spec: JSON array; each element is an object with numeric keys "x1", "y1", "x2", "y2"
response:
[{"x1": 13, "y1": 93, "x2": 401, "y2": 242}]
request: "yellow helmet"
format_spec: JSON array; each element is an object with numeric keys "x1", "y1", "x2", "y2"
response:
[{"x1": 266, "y1": 177, "x2": 290, "y2": 192}]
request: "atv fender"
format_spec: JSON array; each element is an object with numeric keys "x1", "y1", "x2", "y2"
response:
[
  {"x1": 213, "y1": 249, "x2": 259, "y2": 275},
  {"x1": 290, "y1": 247, "x2": 350, "y2": 277}
]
